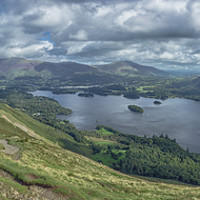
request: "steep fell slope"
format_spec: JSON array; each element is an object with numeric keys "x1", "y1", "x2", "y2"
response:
[{"x1": 0, "y1": 103, "x2": 200, "y2": 200}]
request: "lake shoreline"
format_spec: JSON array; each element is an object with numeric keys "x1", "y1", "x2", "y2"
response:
[{"x1": 30, "y1": 90, "x2": 200, "y2": 153}]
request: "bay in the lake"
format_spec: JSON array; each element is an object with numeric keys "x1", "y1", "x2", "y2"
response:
[{"x1": 31, "y1": 90, "x2": 200, "y2": 153}]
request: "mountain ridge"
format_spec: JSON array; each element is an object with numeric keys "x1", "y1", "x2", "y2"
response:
[
  {"x1": 35, "y1": 61, "x2": 98, "y2": 76},
  {"x1": 0, "y1": 57, "x2": 41, "y2": 76},
  {"x1": 95, "y1": 60, "x2": 168, "y2": 76},
  {"x1": 0, "y1": 57, "x2": 168, "y2": 78}
]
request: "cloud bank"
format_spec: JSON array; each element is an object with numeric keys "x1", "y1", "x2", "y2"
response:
[{"x1": 1, "y1": 0, "x2": 200, "y2": 70}]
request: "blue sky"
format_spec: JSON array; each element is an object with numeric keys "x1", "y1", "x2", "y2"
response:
[{"x1": 1, "y1": 0, "x2": 200, "y2": 71}]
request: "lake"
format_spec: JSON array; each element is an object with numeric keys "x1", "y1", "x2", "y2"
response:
[{"x1": 31, "y1": 90, "x2": 200, "y2": 153}]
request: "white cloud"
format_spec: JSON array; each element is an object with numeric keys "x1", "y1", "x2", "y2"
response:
[
  {"x1": 0, "y1": 0, "x2": 200, "y2": 70},
  {"x1": 2, "y1": 41, "x2": 54, "y2": 58},
  {"x1": 95, "y1": 6, "x2": 112, "y2": 17},
  {"x1": 69, "y1": 30, "x2": 88, "y2": 40},
  {"x1": 189, "y1": 1, "x2": 200, "y2": 32},
  {"x1": 23, "y1": 4, "x2": 74, "y2": 30},
  {"x1": 66, "y1": 41, "x2": 93, "y2": 55},
  {"x1": 146, "y1": 0, "x2": 188, "y2": 13},
  {"x1": 115, "y1": 9, "x2": 138, "y2": 26}
]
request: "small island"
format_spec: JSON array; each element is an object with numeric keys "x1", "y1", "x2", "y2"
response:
[
  {"x1": 154, "y1": 100, "x2": 162, "y2": 105},
  {"x1": 78, "y1": 92, "x2": 94, "y2": 97},
  {"x1": 128, "y1": 105, "x2": 144, "y2": 113}
]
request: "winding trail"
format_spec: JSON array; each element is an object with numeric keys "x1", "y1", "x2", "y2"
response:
[{"x1": 1, "y1": 114, "x2": 42, "y2": 140}]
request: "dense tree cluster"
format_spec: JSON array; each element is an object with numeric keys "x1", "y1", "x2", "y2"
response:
[{"x1": 128, "y1": 105, "x2": 144, "y2": 113}]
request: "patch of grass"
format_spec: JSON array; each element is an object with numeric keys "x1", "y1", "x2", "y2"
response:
[
  {"x1": 0, "y1": 117, "x2": 30, "y2": 139},
  {"x1": 0, "y1": 194, "x2": 9, "y2": 200},
  {"x1": 0, "y1": 143, "x2": 5, "y2": 150},
  {"x1": 86, "y1": 137, "x2": 116, "y2": 146},
  {"x1": 0, "y1": 103, "x2": 91, "y2": 157},
  {"x1": 91, "y1": 153, "x2": 117, "y2": 167},
  {"x1": 94, "y1": 140, "x2": 115, "y2": 145},
  {"x1": 96, "y1": 128, "x2": 114, "y2": 136},
  {"x1": 0, "y1": 177, "x2": 29, "y2": 194},
  {"x1": 133, "y1": 174, "x2": 196, "y2": 186},
  {"x1": 0, "y1": 158, "x2": 51, "y2": 186}
]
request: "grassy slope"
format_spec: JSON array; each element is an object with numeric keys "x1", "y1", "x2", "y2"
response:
[
  {"x1": 0, "y1": 102, "x2": 92, "y2": 157},
  {"x1": 0, "y1": 103, "x2": 200, "y2": 200}
]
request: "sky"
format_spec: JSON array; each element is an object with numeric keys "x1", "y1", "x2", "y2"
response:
[{"x1": 1, "y1": 0, "x2": 200, "y2": 71}]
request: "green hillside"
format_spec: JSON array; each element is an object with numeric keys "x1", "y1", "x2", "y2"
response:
[
  {"x1": 0, "y1": 103, "x2": 200, "y2": 199},
  {"x1": 95, "y1": 61, "x2": 168, "y2": 77},
  {"x1": 35, "y1": 61, "x2": 98, "y2": 76},
  {"x1": 154, "y1": 76, "x2": 200, "y2": 101},
  {"x1": 0, "y1": 57, "x2": 41, "y2": 77}
]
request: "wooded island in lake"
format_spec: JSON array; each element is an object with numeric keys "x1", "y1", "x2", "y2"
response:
[
  {"x1": 154, "y1": 100, "x2": 162, "y2": 104},
  {"x1": 128, "y1": 105, "x2": 144, "y2": 113}
]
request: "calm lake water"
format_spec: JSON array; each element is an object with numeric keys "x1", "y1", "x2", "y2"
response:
[{"x1": 31, "y1": 90, "x2": 200, "y2": 153}]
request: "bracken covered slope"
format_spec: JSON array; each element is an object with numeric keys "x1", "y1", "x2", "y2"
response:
[{"x1": 0, "y1": 103, "x2": 200, "y2": 200}]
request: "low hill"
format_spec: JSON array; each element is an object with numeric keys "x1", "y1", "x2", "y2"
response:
[
  {"x1": 0, "y1": 57, "x2": 41, "y2": 77},
  {"x1": 0, "y1": 58, "x2": 98, "y2": 79},
  {"x1": 1, "y1": 103, "x2": 200, "y2": 199},
  {"x1": 95, "y1": 61, "x2": 168, "y2": 77},
  {"x1": 190, "y1": 76, "x2": 200, "y2": 87},
  {"x1": 35, "y1": 61, "x2": 98, "y2": 77},
  {"x1": 155, "y1": 76, "x2": 200, "y2": 101}
]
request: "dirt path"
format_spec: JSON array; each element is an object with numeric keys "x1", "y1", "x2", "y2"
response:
[
  {"x1": 14, "y1": 122, "x2": 41, "y2": 140},
  {"x1": 2, "y1": 114, "x2": 12, "y2": 123},
  {"x1": 0, "y1": 139, "x2": 19, "y2": 155},
  {"x1": 0, "y1": 169, "x2": 68, "y2": 200},
  {"x1": 1, "y1": 114, "x2": 42, "y2": 140}
]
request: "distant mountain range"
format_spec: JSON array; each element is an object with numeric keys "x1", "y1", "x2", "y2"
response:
[
  {"x1": 0, "y1": 57, "x2": 168, "y2": 78},
  {"x1": 95, "y1": 61, "x2": 168, "y2": 77},
  {"x1": 35, "y1": 61, "x2": 97, "y2": 76},
  {"x1": 0, "y1": 57, "x2": 41, "y2": 77}
]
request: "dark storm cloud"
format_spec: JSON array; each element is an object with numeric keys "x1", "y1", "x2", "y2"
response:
[{"x1": 1, "y1": 0, "x2": 200, "y2": 70}]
